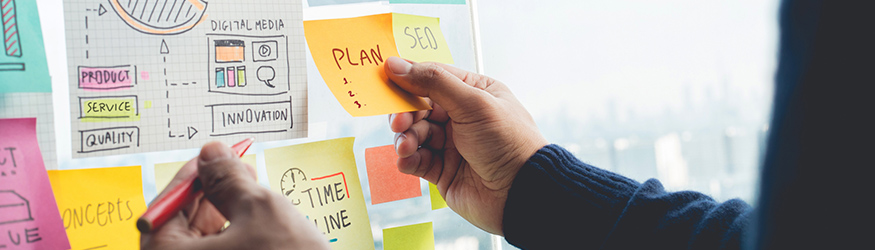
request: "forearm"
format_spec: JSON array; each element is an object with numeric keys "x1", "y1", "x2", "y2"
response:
[{"x1": 502, "y1": 144, "x2": 751, "y2": 249}]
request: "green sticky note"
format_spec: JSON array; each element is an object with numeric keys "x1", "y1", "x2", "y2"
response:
[
  {"x1": 389, "y1": 0, "x2": 466, "y2": 4},
  {"x1": 429, "y1": 182, "x2": 447, "y2": 210},
  {"x1": 0, "y1": 0, "x2": 52, "y2": 93},
  {"x1": 392, "y1": 13, "x2": 454, "y2": 64},
  {"x1": 383, "y1": 222, "x2": 435, "y2": 250}
]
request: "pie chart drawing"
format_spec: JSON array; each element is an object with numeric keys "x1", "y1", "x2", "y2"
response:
[{"x1": 108, "y1": 0, "x2": 208, "y2": 36}]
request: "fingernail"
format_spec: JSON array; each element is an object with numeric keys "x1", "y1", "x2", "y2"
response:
[
  {"x1": 200, "y1": 142, "x2": 233, "y2": 162},
  {"x1": 388, "y1": 113, "x2": 396, "y2": 124},
  {"x1": 394, "y1": 133, "x2": 406, "y2": 153},
  {"x1": 387, "y1": 57, "x2": 412, "y2": 75}
]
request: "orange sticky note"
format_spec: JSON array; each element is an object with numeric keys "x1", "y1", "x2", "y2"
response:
[
  {"x1": 365, "y1": 145, "x2": 421, "y2": 205},
  {"x1": 304, "y1": 13, "x2": 431, "y2": 117}
]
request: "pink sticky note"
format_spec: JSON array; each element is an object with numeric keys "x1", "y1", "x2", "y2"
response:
[
  {"x1": 365, "y1": 145, "x2": 422, "y2": 205},
  {"x1": 0, "y1": 118, "x2": 70, "y2": 249}
]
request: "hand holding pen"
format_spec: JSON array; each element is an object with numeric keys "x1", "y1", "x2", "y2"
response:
[{"x1": 139, "y1": 141, "x2": 329, "y2": 250}]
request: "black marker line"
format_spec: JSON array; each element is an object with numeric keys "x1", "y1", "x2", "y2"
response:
[
  {"x1": 205, "y1": 34, "x2": 285, "y2": 39},
  {"x1": 131, "y1": 0, "x2": 139, "y2": 15},
  {"x1": 156, "y1": 0, "x2": 169, "y2": 23},
  {"x1": 210, "y1": 130, "x2": 288, "y2": 137},
  {"x1": 148, "y1": 0, "x2": 159, "y2": 22},
  {"x1": 79, "y1": 146, "x2": 130, "y2": 154},
  {"x1": 165, "y1": 0, "x2": 178, "y2": 22},
  {"x1": 139, "y1": 0, "x2": 147, "y2": 19},
  {"x1": 174, "y1": 0, "x2": 184, "y2": 22},
  {"x1": 204, "y1": 100, "x2": 292, "y2": 107},
  {"x1": 207, "y1": 90, "x2": 290, "y2": 97},
  {"x1": 83, "y1": 244, "x2": 108, "y2": 250}
]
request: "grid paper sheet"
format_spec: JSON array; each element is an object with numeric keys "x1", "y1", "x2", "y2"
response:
[
  {"x1": 0, "y1": 93, "x2": 58, "y2": 169},
  {"x1": 64, "y1": 0, "x2": 308, "y2": 158}
]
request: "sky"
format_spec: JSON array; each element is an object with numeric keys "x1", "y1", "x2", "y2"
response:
[{"x1": 477, "y1": 0, "x2": 779, "y2": 123}]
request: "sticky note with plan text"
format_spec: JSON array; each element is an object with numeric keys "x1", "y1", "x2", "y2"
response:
[{"x1": 305, "y1": 13, "x2": 458, "y2": 117}]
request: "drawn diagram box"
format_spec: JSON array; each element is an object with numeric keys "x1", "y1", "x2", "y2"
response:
[
  {"x1": 206, "y1": 99, "x2": 293, "y2": 136},
  {"x1": 0, "y1": 190, "x2": 34, "y2": 225},
  {"x1": 78, "y1": 65, "x2": 137, "y2": 91},
  {"x1": 253, "y1": 40, "x2": 278, "y2": 62},
  {"x1": 78, "y1": 95, "x2": 140, "y2": 122},
  {"x1": 78, "y1": 126, "x2": 140, "y2": 154},
  {"x1": 64, "y1": 0, "x2": 308, "y2": 158},
  {"x1": 207, "y1": 34, "x2": 291, "y2": 96}
]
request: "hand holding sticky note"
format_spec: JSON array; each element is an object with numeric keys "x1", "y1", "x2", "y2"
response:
[{"x1": 304, "y1": 13, "x2": 454, "y2": 117}]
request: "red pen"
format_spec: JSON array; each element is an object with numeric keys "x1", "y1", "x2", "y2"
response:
[{"x1": 136, "y1": 138, "x2": 254, "y2": 233}]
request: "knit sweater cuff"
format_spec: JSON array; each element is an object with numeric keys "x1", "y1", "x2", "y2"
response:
[{"x1": 502, "y1": 144, "x2": 640, "y2": 249}]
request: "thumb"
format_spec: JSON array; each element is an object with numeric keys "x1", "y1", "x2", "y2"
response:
[
  {"x1": 196, "y1": 141, "x2": 261, "y2": 221},
  {"x1": 385, "y1": 57, "x2": 493, "y2": 119}
]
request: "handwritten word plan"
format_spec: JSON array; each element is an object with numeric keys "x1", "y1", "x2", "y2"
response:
[
  {"x1": 62, "y1": 0, "x2": 308, "y2": 157},
  {"x1": 304, "y1": 13, "x2": 454, "y2": 117},
  {"x1": 265, "y1": 137, "x2": 375, "y2": 250},
  {"x1": 0, "y1": 118, "x2": 69, "y2": 250},
  {"x1": 47, "y1": 166, "x2": 147, "y2": 250}
]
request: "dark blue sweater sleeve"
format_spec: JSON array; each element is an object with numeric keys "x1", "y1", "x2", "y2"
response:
[{"x1": 503, "y1": 144, "x2": 752, "y2": 250}]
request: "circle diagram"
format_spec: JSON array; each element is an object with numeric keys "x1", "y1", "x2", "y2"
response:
[{"x1": 108, "y1": 0, "x2": 208, "y2": 35}]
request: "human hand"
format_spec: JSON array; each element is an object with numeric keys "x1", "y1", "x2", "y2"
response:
[
  {"x1": 141, "y1": 142, "x2": 329, "y2": 250},
  {"x1": 385, "y1": 57, "x2": 548, "y2": 235}
]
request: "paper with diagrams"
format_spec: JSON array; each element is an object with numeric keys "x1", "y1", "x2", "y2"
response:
[{"x1": 64, "y1": 0, "x2": 308, "y2": 157}]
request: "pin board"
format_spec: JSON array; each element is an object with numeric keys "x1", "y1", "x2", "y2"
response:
[{"x1": 1, "y1": 0, "x2": 495, "y2": 249}]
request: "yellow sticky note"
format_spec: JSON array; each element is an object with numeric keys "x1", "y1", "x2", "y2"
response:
[
  {"x1": 429, "y1": 182, "x2": 448, "y2": 210},
  {"x1": 154, "y1": 154, "x2": 257, "y2": 193},
  {"x1": 304, "y1": 14, "x2": 431, "y2": 117},
  {"x1": 383, "y1": 222, "x2": 435, "y2": 250},
  {"x1": 264, "y1": 138, "x2": 375, "y2": 250},
  {"x1": 392, "y1": 13, "x2": 454, "y2": 64},
  {"x1": 47, "y1": 166, "x2": 147, "y2": 250}
]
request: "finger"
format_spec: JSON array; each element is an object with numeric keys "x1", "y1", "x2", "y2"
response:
[
  {"x1": 396, "y1": 120, "x2": 447, "y2": 158},
  {"x1": 196, "y1": 141, "x2": 263, "y2": 222},
  {"x1": 389, "y1": 97, "x2": 435, "y2": 133},
  {"x1": 186, "y1": 196, "x2": 226, "y2": 236},
  {"x1": 396, "y1": 147, "x2": 443, "y2": 184},
  {"x1": 141, "y1": 212, "x2": 198, "y2": 249},
  {"x1": 385, "y1": 57, "x2": 494, "y2": 121}
]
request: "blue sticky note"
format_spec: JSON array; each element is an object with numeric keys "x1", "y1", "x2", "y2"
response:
[
  {"x1": 389, "y1": 0, "x2": 466, "y2": 4},
  {"x1": 0, "y1": 0, "x2": 51, "y2": 93}
]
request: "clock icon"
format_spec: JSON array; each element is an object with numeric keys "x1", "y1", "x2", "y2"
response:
[{"x1": 280, "y1": 168, "x2": 307, "y2": 205}]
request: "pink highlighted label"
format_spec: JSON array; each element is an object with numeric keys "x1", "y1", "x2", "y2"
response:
[{"x1": 78, "y1": 65, "x2": 137, "y2": 91}]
